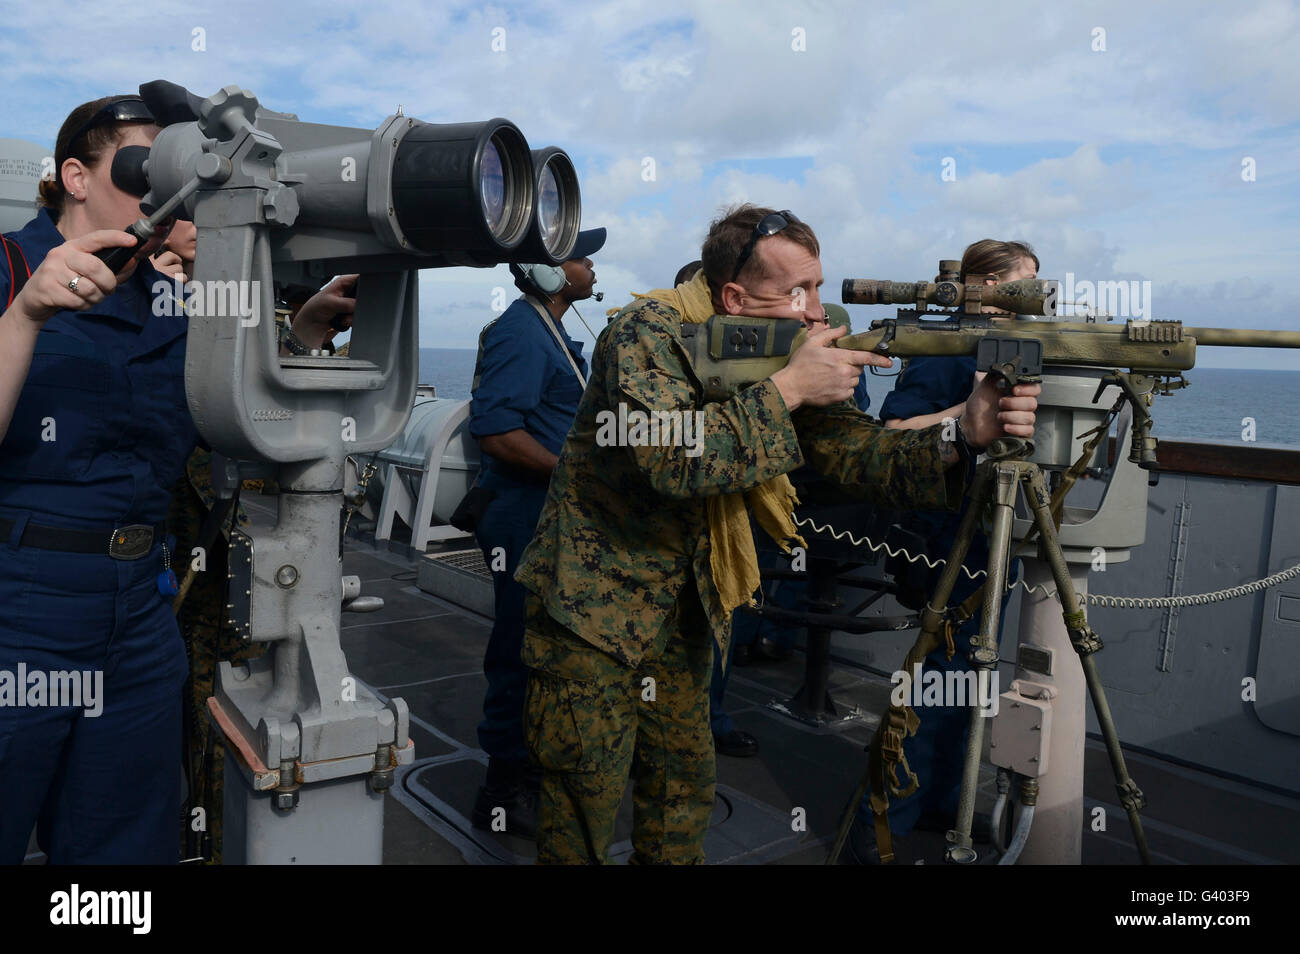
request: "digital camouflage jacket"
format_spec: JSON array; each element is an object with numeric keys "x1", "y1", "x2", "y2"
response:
[{"x1": 515, "y1": 298, "x2": 968, "y2": 667}]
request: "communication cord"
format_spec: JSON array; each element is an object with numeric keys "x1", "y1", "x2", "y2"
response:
[{"x1": 791, "y1": 514, "x2": 1300, "y2": 610}]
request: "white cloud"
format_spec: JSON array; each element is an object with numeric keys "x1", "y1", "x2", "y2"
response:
[{"x1": 1, "y1": 0, "x2": 1296, "y2": 368}]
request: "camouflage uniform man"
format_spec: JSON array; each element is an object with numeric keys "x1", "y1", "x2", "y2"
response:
[{"x1": 515, "y1": 205, "x2": 1041, "y2": 864}]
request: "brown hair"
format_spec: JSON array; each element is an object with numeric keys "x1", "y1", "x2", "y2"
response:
[
  {"x1": 958, "y1": 239, "x2": 1039, "y2": 283},
  {"x1": 700, "y1": 204, "x2": 820, "y2": 297},
  {"x1": 674, "y1": 260, "x2": 702, "y2": 286},
  {"x1": 37, "y1": 96, "x2": 141, "y2": 212}
]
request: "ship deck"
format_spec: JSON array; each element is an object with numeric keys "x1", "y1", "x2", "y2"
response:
[
  {"x1": 21, "y1": 486, "x2": 1295, "y2": 868},
  {"x1": 325, "y1": 509, "x2": 1298, "y2": 867}
]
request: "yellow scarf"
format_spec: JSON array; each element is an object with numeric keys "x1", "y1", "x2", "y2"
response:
[{"x1": 628, "y1": 271, "x2": 806, "y2": 613}]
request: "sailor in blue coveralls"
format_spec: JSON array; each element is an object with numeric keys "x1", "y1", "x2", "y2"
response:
[
  {"x1": 849, "y1": 240, "x2": 1040, "y2": 861},
  {"x1": 0, "y1": 96, "x2": 348, "y2": 864},
  {"x1": 0, "y1": 96, "x2": 196, "y2": 864},
  {"x1": 468, "y1": 228, "x2": 606, "y2": 836}
]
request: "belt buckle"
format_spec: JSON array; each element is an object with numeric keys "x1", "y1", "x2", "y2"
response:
[{"x1": 109, "y1": 524, "x2": 155, "y2": 560}]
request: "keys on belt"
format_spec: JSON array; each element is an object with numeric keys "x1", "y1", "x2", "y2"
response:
[{"x1": 0, "y1": 517, "x2": 167, "y2": 560}]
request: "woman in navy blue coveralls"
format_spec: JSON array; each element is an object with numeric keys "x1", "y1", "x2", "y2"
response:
[
  {"x1": 0, "y1": 93, "x2": 345, "y2": 866},
  {"x1": 0, "y1": 95, "x2": 348, "y2": 866},
  {"x1": 852, "y1": 240, "x2": 1040, "y2": 856},
  {"x1": 0, "y1": 96, "x2": 199, "y2": 864}
]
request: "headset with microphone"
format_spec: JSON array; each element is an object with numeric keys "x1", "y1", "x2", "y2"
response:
[
  {"x1": 510, "y1": 262, "x2": 603, "y2": 339},
  {"x1": 512, "y1": 261, "x2": 604, "y2": 301},
  {"x1": 509, "y1": 228, "x2": 607, "y2": 338},
  {"x1": 512, "y1": 262, "x2": 568, "y2": 296}
]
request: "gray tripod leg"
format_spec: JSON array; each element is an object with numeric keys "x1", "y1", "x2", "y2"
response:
[
  {"x1": 946, "y1": 461, "x2": 1019, "y2": 864},
  {"x1": 1022, "y1": 467, "x2": 1152, "y2": 864}
]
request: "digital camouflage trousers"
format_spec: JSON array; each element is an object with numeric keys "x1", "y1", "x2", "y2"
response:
[{"x1": 521, "y1": 586, "x2": 716, "y2": 864}]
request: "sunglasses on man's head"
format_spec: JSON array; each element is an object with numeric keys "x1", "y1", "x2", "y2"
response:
[
  {"x1": 730, "y1": 209, "x2": 801, "y2": 284},
  {"x1": 65, "y1": 97, "x2": 156, "y2": 154}
]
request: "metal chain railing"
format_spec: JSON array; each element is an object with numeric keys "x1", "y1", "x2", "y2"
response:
[{"x1": 1019, "y1": 562, "x2": 1300, "y2": 608}]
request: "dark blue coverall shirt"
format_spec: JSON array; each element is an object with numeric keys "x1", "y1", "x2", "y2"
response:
[
  {"x1": 0, "y1": 208, "x2": 196, "y2": 863},
  {"x1": 469, "y1": 295, "x2": 587, "y2": 764},
  {"x1": 859, "y1": 355, "x2": 1018, "y2": 836}
]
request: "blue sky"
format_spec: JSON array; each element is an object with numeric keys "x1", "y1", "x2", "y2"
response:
[{"x1": 1, "y1": 0, "x2": 1297, "y2": 370}]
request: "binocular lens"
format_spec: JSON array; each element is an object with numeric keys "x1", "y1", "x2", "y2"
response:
[
  {"x1": 537, "y1": 163, "x2": 562, "y2": 250},
  {"x1": 387, "y1": 118, "x2": 533, "y2": 256},
  {"x1": 513, "y1": 147, "x2": 581, "y2": 264},
  {"x1": 480, "y1": 139, "x2": 507, "y2": 236}
]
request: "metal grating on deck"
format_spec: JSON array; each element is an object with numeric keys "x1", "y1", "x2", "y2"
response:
[
  {"x1": 416, "y1": 547, "x2": 495, "y2": 617},
  {"x1": 427, "y1": 548, "x2": 492, "y2": 578}
]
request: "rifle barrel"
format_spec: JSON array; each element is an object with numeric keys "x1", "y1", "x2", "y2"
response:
[{"x1": 1184, "y1": 327, "x2": 1300, "y2": 349}]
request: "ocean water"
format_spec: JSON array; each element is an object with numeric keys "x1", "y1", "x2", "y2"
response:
[{"x1": 419, "y1": 349, "x2": 1300, "y2": 448}]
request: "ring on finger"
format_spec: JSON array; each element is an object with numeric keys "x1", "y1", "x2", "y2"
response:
[{"x1": 67, "y1": 275, "x2": 81, "y2": 291}]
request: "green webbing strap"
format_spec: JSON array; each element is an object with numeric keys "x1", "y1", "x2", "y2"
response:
[{"x1": 858, "y1": 617, "x2": 952, "y2": 863}]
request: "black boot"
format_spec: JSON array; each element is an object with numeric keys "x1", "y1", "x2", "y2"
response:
[{"x1": 472, "y1": 758, "x2": 538, "y2": 839}]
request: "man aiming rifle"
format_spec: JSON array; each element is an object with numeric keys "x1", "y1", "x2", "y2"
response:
[{"x1": 513, "y1": 204, "x2": 1040, "y2": 864}]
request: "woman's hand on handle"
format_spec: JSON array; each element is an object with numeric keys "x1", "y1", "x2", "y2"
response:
[{"x1": 10, "y1": 230, "x2": 138, "y2": 325}]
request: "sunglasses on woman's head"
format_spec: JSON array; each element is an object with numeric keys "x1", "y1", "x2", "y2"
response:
[{"x1": 65, "y1": 97, "x2": 156, "y2": 154}]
